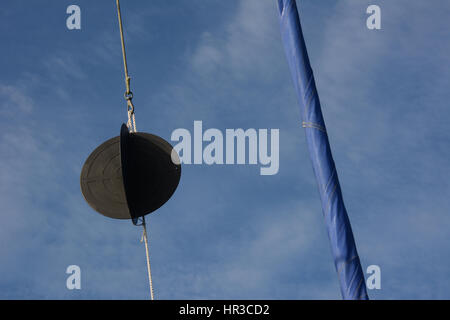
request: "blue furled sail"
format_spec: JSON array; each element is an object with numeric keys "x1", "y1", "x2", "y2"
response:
[{"x1": 277, "y1": 0, "x2": 368, "y2": 300}]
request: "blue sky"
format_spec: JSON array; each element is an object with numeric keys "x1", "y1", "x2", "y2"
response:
[{"x1": 1, "y1": 0, "x2": 450, "y2": 299}]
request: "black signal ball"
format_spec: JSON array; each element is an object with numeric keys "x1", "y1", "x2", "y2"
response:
[{"x1": 80, "y1": 124, "x2": 181, "y2": 220}]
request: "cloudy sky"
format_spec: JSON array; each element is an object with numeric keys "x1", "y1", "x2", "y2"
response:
[{"x1": 1, "y1": 0, "x2": 449, "y2": 299}]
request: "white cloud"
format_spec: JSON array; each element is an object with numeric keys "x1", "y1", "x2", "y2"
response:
[
  {"x1": 0, "y1": 85, "x2": 34, "y2": 114},
  {"x1": 189, "y1": 0, "x2": 280, "y2": 81}
]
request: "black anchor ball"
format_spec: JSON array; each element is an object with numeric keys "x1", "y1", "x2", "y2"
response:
[{"x1": 80, "y1": 124, "x2": 181, "y2": 221}]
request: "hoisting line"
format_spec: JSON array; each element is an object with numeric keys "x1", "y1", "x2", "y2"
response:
[
  {"x1": 116, "y1": 0, "x2": 137, "y2": 133},
  {"x1": 141, "y1": 218, "x2": 155, "y2": 300},
  {"x1": 116, "y1": 0, "x2": 153, "y2": 300}
]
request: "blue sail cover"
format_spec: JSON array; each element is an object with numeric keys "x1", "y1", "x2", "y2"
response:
[{"x1": 277, "y1": 0, "x2": 368, "y2": 300}]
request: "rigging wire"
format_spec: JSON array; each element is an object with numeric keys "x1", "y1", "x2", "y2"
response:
[{"x1": 116, "y1": 0, "x2": 153, "y2": 300}]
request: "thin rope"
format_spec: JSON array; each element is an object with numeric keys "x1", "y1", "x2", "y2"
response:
[
  {"x1": 116, "y1": 0, "x2": 130, "y2": 95},
  {"x1": 141, "y1": 217, "x2": 155, "y2": 300},
  {"x1": 116, "y1": 0, "x2": 152, "y2": 300},
  {"x1": 127, "y1": 108, "x2": 137, "y2": 133},
  {"x1": 116, "y1": 0, "x2": 137, "y2": 133}
]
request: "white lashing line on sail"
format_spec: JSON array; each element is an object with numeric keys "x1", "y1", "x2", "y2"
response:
[{"x1": 116, "y1": 0, "x2": 153, "y2": 300}]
